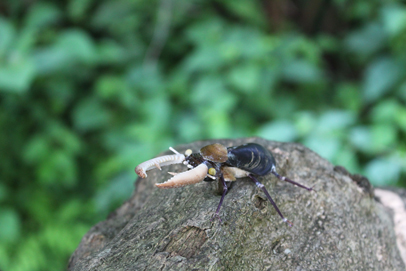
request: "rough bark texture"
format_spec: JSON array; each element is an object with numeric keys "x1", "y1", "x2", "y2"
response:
[{"x1": 68, "y1": 138, "x2": 406, "y2": 270}]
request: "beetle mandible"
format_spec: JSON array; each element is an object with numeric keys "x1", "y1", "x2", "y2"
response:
[{"x1": 135, "y1": 143, "x2": 313, "y2": 226}]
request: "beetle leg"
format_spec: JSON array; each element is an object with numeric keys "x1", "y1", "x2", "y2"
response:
[
  {"x1": 248, "y1": 174, "x2": 293, "y2": 227},
  {"x1": 271, "y1": 168, "x2": 312, "y2": 191},
  {"x1": 212, "y1": 174, "x2": 228, "y2": 222}
]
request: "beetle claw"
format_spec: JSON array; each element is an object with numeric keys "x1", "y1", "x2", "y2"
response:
[{"x1": 156, "y1": 163, "x2": 208, "y2": 188}]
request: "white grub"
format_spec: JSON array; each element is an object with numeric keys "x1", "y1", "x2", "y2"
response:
[
  {"x1": 156, "y1": 163, "x2": 208, "y2": 188},
  {"x1": 135, "y1": 154, "x2": 185, "y2": 178}
]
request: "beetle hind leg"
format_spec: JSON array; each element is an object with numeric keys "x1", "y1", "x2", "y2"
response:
[
  {"x1": 248, "y1": 174, "x2": 293, "y2": 227},
  {"x1": 271, "y1": 170, "x2": 313, "y2": 192}
]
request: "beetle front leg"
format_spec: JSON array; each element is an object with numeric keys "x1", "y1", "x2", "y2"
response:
[
  {"x1": 211, "y1": 174, "x2": 228, "y2": 222},
  {"x1": 248, "y1": 174, "x2": 293, "y2": 227}
]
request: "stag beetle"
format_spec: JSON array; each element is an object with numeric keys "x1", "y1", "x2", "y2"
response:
[{"x1": 135, "y1": 143, "x2": 313, "y2": 226}]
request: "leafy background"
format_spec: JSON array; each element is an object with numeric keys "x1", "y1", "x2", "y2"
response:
[{"x1": 1, "y1": 0, "x2": 405, "y2": 270}]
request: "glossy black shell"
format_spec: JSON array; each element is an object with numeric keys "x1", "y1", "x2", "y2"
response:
[{"x1": 226, "y1": 143, "x2": 276, "y2": 176}]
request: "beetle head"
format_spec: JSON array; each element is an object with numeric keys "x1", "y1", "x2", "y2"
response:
[
  {"x1": 199, "y1": 143, "x2": 228, "y2": 163},
  {"x1": 135, "y1": 147, "x2": 215, "y2": 188}
]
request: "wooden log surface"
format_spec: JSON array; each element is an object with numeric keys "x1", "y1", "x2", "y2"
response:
[{"x1": 68, "y1": 137, "x2": 406, "y2": 270}]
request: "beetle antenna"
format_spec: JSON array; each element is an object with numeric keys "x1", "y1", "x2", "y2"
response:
[
  {"x1": 271, "y1": 170, "x2": 312, "y2": 192},
  {"x1": 169, "y1": 147, "x2": 180, "y2": 155},
  {"x1": 248, "y1": 174, "x2": 293, "y2": 227}
]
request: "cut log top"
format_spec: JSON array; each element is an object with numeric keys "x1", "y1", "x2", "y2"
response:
[{"x1": 68, "y1": 137, "x2": 406, "y2": 271}]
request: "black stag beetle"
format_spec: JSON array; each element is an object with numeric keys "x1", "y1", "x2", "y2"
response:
[{"x1": 135, "y1": 143, "x2": 313, "y2": 226}]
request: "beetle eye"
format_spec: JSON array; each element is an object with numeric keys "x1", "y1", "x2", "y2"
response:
[
  {"x1": 208, "y1": 168, "x2": 216, "y2": 176},
  {"x1": 185, "y1": 149, "x2": 192, "y2": 156}
]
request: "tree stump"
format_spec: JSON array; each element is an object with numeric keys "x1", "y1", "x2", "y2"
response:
[{"x1": 68, "y1": 138, "x2": 406, "y2": 270}]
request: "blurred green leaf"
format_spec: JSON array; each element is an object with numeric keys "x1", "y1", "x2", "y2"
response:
[
  {"x1": 191, "y1": 76, "x2": 237, "y2": 111},
  {"x1": 371, "y1": 123, "x2": 397, "y2": 152},
  {"x1": 257, "y1": 120, "x2": 297, "y2": 142},
  {"x1": 33, "y1": 47, "x2": 72, "y2": 74},
  {"x1": 317, "y1": 34, "x2": 339, "y2": 52},
  {"x1": 24, "y1": 2, "x2": 61, "y2": 30},
  {"x1": 395, "y1": 105, "x2": 406, "y2": 132},
  {"x1": 95, "y1": 75, "x2": 127, "y2": 99},
  {"x1": 0, "y1": 17, "x2": 15, "y2": 56},
  {"x1": 73, "y1": 98, "x2": 112, "y2": 131},
  {"x1": 182, "y1": 46, "x2": 224, "y2": 73},
  {"x1": 177, "y1": 114, "x2": 203, "y2": 142},
  {"x1": 350, "y1": 126, "x2": 372, "y2": 153},
  {"x1": 316, "y1": 110, "x2": 355, "y2": 135},
  {"x1": 68, "y1": 0, "x2": 94, "y2": 21},
  {"x1": 399, "y1": 80, "x2": 406, "y2": 98},
  {"x1": 334, "y1": 147, "x2": 360, "y2": 173},
  {"x1": 0, "y1": 245, "x2": 10, "y2": 270},
  {"x1": 141, "y1": 96, "x2": 171, "y2": 129},
  {"x1": 0, "y1": 58, "x2": 35, "y2": 93},
  {"x1": 91, "y1": 0, "x2": 140, "y2": 35},
  {"x1": 56, "y1": 29, "x2": 97, "y2": 64},
  {"x1": 351, "y1": 1, "x2": 375, "y2": 19},
  {"x1": 34, "y1": 29, "x2": 97, "y2": 74},
  {"x1": 49, "y1": 122, "x2": 82, "y2": 154},
  {"x1": 381, "y1": 4, "x2": 406, "y2": 37},
  {"x1": 294, "y1": 111, "x2": 316, "y2": 137},
  {"x1": 0, "y1": 184, "x2": 7, "y2": 201},
  {"x1": 186, "y1": 19, "x2": 224, "y2": 47},
  {"x1": 201, "y1": 111, "x2": 232, "y2": 139},
  {"x1": 97, "y1": 39, "x2": 127, "y2": 64},
  {"x1": 365, "y1": 157, "x2": 401, "y2": 185},
  {"x1": 363, "y1": 57, "x2": 402, "y2": 102},
  {"x1": 127, "y1": 66, "x2": 164, "y2": 95},
  {"x1": 335, "y1": 83, "x2": 362, "y2": 112},
  {"x1": 228, "y1": 64, "x2": 260, "y2": 93},
  {"x1": 94, "y1": 172, "x2": 133, "y2": 213},
  {"x1": 304, "y1": 136, "x2": 341, "y2": 161},
  {"x1": 345, "y1": 22, "x2": 386, "y2": 56},
  {"x1": 370, "y1": 99, "x2": 401, "y2": 123},
  {"x1": 221, "y1": 27, "x2": 268, "y2": 60},
  {"x1": 0, "y1": 208, "x2": 20, "y2": 243},
  {"x1": 23, "y1": 135, "x2": 49, "y2": 163},
  {"x1": 221, "y1": 0, "x2": 266, "y2": 27},
  {"x1": 281, "y1": 59, "x2": 322, "y2": 83},
  {"x1": 38, "y1": 150, "x2": 77, "y2": 187}
]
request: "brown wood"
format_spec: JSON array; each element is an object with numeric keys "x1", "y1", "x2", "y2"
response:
[{"x1": 68, "y1": 137, "x2": 406, "y2": 270}]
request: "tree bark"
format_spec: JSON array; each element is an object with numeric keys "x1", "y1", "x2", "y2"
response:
[{"x1": 68, "y1": 137, "x2": 406, "y2": 270}]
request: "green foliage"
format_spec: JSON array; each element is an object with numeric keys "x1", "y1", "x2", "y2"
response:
[{"x1": 1, "y1": 0, "x2": 406, "y2": 270}]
